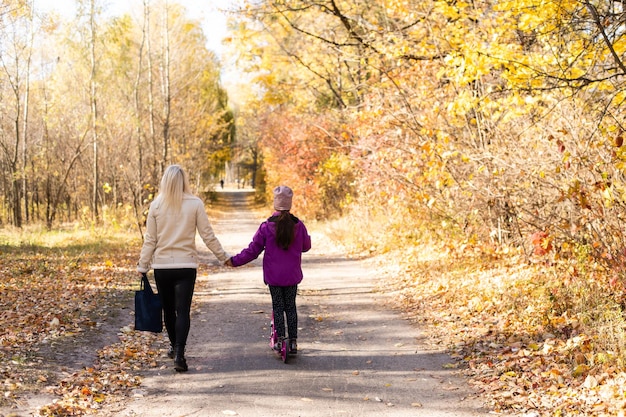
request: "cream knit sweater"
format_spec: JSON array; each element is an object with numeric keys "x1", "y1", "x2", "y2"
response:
[{"x1": 137, "y1": 195, "x2": 229, "y2": 273}]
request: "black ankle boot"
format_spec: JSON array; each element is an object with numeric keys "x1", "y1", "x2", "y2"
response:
[{"x1": 174, "y1": 346, "x2": 188, "y2": 372}]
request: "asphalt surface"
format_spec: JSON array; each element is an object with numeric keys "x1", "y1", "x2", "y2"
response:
[{"x1": 108, "y1": 190, "x2": 494, "y2": 417}]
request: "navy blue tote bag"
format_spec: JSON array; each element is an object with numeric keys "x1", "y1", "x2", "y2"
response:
[{"x1": 134, "y1": 273, "x2": 163, "y2": 333}]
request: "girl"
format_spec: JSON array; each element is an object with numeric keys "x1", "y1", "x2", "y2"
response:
[
  {"x1": 227, "y1": 185, "x2": 311, "y2": 354},
  {"x1": 137, "y1": 165, "x2": 230, "y2": 372}
]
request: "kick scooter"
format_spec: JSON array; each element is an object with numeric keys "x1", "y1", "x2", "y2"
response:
[{"x1": 270, "y1": 311, "x2": 290, "y2": 363}]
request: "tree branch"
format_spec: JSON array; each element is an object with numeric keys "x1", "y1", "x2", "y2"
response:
[{"x1": 584, "y1": 0, "x2": 626, "y2": 75}]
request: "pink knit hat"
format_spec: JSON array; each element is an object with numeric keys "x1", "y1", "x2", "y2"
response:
[{"x1": 273, "y1": 185, "x2": 293, "y2": 211}]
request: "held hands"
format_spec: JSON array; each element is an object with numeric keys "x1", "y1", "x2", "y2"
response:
[{"x1": 224, "y1": 258, "x2": 234, "y2": 267}]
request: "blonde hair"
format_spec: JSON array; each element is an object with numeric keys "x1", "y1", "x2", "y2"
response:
[{"x1": 157, "y1": 165, "x2": 191, "y2": 211}]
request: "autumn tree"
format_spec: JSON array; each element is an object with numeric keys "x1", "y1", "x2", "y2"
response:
[
  {"x1": 0, "y1": 0, "x2": 38, "y2": 227},
  {"x1": 231, "y1": 0, "x2": 626, "y2": 275},
  {"x1": 226, "y1": 6, "x2": 362, "y2": 216},
  {"x1": 0, "y1": 0, "x2": 234, "y2": 229}
]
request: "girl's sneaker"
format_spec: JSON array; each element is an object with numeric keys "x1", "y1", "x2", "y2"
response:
[
  {"x1": 289, "y1": 339, "x2": 297, "y2": 355},
  {"x1": 273, "y1": 338, "x2": 284, "y2": 352}
]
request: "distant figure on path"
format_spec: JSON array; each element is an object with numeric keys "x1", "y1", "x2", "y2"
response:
[
  {"x1": 137, "y1": 165, "x2": 230, "y2": 372},
  {"x1": 220, "y1": 179, "x2": 224, "y2": 189},
  {"x1": 226, "y1": 185, "x2": 311, "y2": 354}
]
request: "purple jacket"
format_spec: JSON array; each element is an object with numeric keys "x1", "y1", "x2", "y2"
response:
[{"x1": 231, "y1": 212, "x2": 311, "y2": 286}]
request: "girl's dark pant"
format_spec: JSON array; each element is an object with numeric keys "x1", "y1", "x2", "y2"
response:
[
  {"x1": 269, "y1": 285, "x2": 298, "y2": 339},
  {"x1": 154, "y1": 268, "x2": 196, "y2": 350}
]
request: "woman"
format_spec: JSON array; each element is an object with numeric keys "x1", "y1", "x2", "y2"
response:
[{"x1": 137, "y1": 165, "x2": 229, "y2": 372}]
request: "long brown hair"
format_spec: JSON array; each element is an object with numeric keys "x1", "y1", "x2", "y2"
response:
[{"x1": 275, "y1": 210, "x2": 296, "y2": 249}]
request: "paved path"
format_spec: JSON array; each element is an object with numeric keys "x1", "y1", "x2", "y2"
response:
[{"x1": 110, "y1": 190, "x2": 492, "y2": 417}]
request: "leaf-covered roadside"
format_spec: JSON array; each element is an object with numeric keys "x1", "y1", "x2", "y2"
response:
[
  {"x1": 379, "y1": 243, "x2": 626, "y2": 417},
  {"x1": 0, "y1": 229, "x2": 165, "y2": 416}
]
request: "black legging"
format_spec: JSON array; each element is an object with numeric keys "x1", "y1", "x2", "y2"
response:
[
  {"x1": 269, "y1": 285, "x2": 298, "y2": 340},
  {"x1": 154, "y1": 268, "x2": 196, "y2": 349}
]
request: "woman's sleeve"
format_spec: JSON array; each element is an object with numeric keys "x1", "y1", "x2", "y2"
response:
[
  {"x1": 137, "y1": 205, "x2": 157, "y2": 273},
  {"x1": 231, "y1": 224, "x2": 267, "y2": 266},
  {"x1": 196, "y1": 202, "x2": 230, "y2": 263}
]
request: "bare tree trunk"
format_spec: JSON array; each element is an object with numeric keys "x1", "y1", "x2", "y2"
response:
[
  {"x1": 0, "y1": 19, "x2": 23, "y2": 227},
  {"x1": 22, "y1": 0, "x2": 35, "y2": 224},
  {"x1": 89, "y1": 0, "x2": 100, "y2": 221},
  {"x1": 161, "y1": 0, "x2": 171, "y2": 174},
  {"x1": 11, "y1": 86, "x2": 21, "y2": 227},
  {"x1": 251, "y1": 145, "x2": 258, "y2": 189},
  {"x1": 147, "y1": 0, "x2": 157, "y2": 181},
  {"x1": 131, "y1": 0, "x2": 150, "y2": 237}
]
